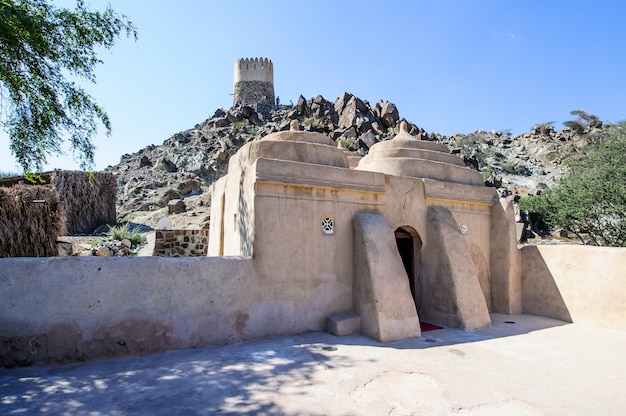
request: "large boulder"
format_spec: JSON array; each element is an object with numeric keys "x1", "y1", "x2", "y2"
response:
[
  {"x1": 294, "y1": 95, "x2": 308, "y2": 115},
  {"x1": 376, "y1": 100, "x2": 399, "y2": 128}
]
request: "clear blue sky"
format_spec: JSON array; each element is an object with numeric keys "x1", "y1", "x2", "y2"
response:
[{"x1": 2, "y1": 0, "x2": 625, "y2": 172}]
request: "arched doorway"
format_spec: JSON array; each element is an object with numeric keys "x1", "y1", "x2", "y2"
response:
[
  {"x1": 394, "y1": 227, "x2": 422, "y2": 308},
  {"x1": 395, "y1": 228, "x2": 415, "y2": 299},
  {"x1": 395, "y1": 227, "x2": 441, "y2": 332}
]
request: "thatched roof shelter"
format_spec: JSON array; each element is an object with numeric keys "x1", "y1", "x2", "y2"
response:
[
  {"x1": 0, "y1": 185, "x2": 65, "y2": 257},
  {"x1": 0, "y1": 171, "x2": 117, "y2": 257},
  {"x1": 49, "y1": 171, "x2": 117, "y2": 235}
]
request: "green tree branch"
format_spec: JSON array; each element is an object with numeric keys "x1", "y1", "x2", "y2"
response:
[{"x1": 0, "y1": 0, "x2": 136, "y2": 172}]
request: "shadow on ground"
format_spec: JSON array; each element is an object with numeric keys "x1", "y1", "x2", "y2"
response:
[{"x1": 0, "y1": 314, "x2": 569, "y2": 415}]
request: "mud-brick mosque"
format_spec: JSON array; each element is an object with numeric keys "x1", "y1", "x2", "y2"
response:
[
  {"x1": 0, "y1": 58, "x2": 529, "y2": 367},
  {"x1": 1, "y1": 57, "x2": 622, "y2": 368},
  {"x1": 209, "y1": 58, "x2": 521, "y2": 342}
]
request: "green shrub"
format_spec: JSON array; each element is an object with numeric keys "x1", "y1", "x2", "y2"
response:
[
  {"x1": 303, "y1": 117, "x2": 322, "y2": 129},
  {"x1": 89, "y1": 237, "x2": 103, "y2": 247},
  {"x1": 481, "y1": 168, "x2": 493, "y2": 183},
  {"x1": 340, "y1": 137, "x2": 356, "y2": 149},
  {"x1": 519, "y1": 123, "x2": 626, "y2": 246},
  {"x1": 108, "y1": 223, "x2": 144, "y2": 246}
]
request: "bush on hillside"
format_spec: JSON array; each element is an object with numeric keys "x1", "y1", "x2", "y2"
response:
[{"x1": 519, "y1": 122, "x2": 626, "y2": 246}]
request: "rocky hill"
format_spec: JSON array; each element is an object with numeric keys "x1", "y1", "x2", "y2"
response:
[{"x1": 106, "y1": 92, "x2": 613, "y2": 219}]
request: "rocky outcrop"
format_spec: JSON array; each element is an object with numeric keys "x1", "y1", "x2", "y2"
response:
[
  {"x1": 439, "y1": 121, "x2": 617, "y2": 197},
  {"x1": 106, "y1": 92, "x2": 616, "y2": 216},
  {"x1": 106, "y1": 93, "x2": 419, "y2": 215}
]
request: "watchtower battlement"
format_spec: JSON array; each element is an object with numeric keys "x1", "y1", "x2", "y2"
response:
[
  {"x1": 233, "y1": 57, "x2": 275, "y2": 113},
  {"x1": 234, "y1": 57, "x2": 274, "y2": 83}
]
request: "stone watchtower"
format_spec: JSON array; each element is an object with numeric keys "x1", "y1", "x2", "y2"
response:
[{"x1": 232, "y1": 57, "x2": 275, "y2": 113}]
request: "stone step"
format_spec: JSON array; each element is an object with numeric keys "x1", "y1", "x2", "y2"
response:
[{"x1": 326, "y1": 311, "x2": 361, "y2": 336}]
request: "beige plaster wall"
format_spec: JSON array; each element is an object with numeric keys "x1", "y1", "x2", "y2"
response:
[
  {"x1": 419, "y1": 179, "x2": 498, "y2": 313},
  {"x1": 212, "y1": 148, "x2": 257, "y2": 256},
  {"x1": 208, "y1": 176, "x2": 227, "y2": 256},
  {"x1": 379, "y1": 175, "x2": 429, "y2": 246},
  {"x1": 0, "y1": 256, "x2": 325, "y2": 366},
  {"x1": 521, "y1": 245, "x2": 626, "y2": 331},
  {"x1": 215, "y1": 153, "x2": 502, "y2": 333},
  {"x1": 250, "y1": 157, "x2": 494, "y2": 336},
  {"x1": 490, "y1": 196, "x2": 522, "y2": 314},
  {"x1": 249, "y1": 159, "x2": 386, "y2": 334}
]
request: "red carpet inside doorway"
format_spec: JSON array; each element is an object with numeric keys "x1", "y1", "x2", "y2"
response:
[{"x1": 420, "y1": 321, "x2": 444, "y2": 332}]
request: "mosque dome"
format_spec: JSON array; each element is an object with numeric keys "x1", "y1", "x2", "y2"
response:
[
  {"x1": 355, "y1": 121, "x2": 484, "y2": 185},
  {"x1": 245, "y1": 120, "x2": 348, "y2": 168}
]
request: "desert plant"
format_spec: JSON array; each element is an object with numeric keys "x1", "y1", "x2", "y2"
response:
[
  {"x1": 519, "y1": 123, "x2": 626, "y2": 246},
  {"x1": 501, "y1": 161, "x2": 516, "y2": 174},
  {"x1": 108, "y1": 223, "x2": 144, "y2": 246},
  {"x1": 480, "y1": 167, "x2": 493, "y2": 183},
  {"x1": 303, "y1": 116, "x2": 322, "y2": 130},
  {"x1": 563, "y1": 110, "x2": 600, "y2": 134},
  {"x1": 340, "y1": 137, "x2": 356, "y2": 149},
  {"x1": 89, "y1": 237, "x2": 104, "y2": 247}
]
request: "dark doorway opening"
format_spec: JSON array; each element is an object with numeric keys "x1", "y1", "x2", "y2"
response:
[
  {"x1": 395, "y1": 227, "x2": 442, "y2": 332},
  {"x1": 395, "y1": 229, "x2": 415, "y2": 301}
]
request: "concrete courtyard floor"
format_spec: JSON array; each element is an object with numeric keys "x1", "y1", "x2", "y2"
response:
[{"x1": 1, "y1": 314, "x2": 625, "y2": 415}]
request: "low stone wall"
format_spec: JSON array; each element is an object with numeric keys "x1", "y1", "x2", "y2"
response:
[
  {"x1": 3, "y1": 245, "x2": 623, "y2": 367},
  {"x1": 521, "y1": 245, "x2": 626, "y2": 331},
  {"x1": 0, "y1": 256, "x2": 258, "y2": 366},
  {"x1": 0, "y1": 255, "x2": 349, "y2": 367},
  {"x1": 153, "y1": 229, "x2": 209, "y2": 257}
]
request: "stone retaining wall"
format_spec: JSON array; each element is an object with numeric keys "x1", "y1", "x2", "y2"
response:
[{"x1": 153, "y1": 229, "x2": 209, "y2": 257}]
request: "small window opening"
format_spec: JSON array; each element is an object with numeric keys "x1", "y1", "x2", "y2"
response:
[{"x1": 322, "y1": 218, "x2": 334, "y2": 235}]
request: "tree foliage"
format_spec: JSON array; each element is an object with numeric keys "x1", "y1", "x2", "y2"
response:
[
  {"x1": 519, "y1": 123, "x2": 626, "y2": 246},
  {"x1": 563, "y1": 109, "x2": 600, "y2": 134},
  {"x1": 0, "y1": 0, "x2": 136, "y2": 172}
]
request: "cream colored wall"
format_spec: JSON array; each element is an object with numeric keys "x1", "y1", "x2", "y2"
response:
[
  {"x1": 490, "y1": 196, "x2": 522, "y2": 314},
  {"x1": 214, "y1": 148, "x2": 257, "y2": 256},
  {"x1": 249, "y1": 159, "x2": 386, "y2": 334},
  {"x1": 379, "y1": 175, "x2": 429, "y2": 245},
  {"x1": 233, "y1": 58, "x2": 273, "y2": 83},
  {"x1": 419, "y1": 205, "x2": 491, "y2": 329},
  {"x1": 521, "y1": 245, "x2": 626, "y2": 331},
  {"x1": 0, "y1": 256, "x2": 261, "y2": 366},
  {"x1": 248, "y1": 159, "x2": 499, "y2": 331},
  {"x1": 208, "y1": 176, "x2": 226, "y2": 256},
  {"x1": 421, "y1": 180, "x2": 498, "y2": 312}
]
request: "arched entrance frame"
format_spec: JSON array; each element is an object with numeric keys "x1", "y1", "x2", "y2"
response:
[{"x1": 394, "y1": 226, "x2": 423, "y2": 314}]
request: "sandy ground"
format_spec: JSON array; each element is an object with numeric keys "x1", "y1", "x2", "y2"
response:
[{"x1": 2, "y1": 314, "x2": 625, "y2": 415}]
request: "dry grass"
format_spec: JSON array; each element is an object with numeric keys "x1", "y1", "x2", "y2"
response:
[
  {"x1": 0, "y1": 170, "x2": 117, "y2": 257},
  {"x1": 0, "y1": 185, "x2": 66, "y2": 257},
  {"x1": 50, "y1": 171, "x2": 117, "y2": 234}
]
